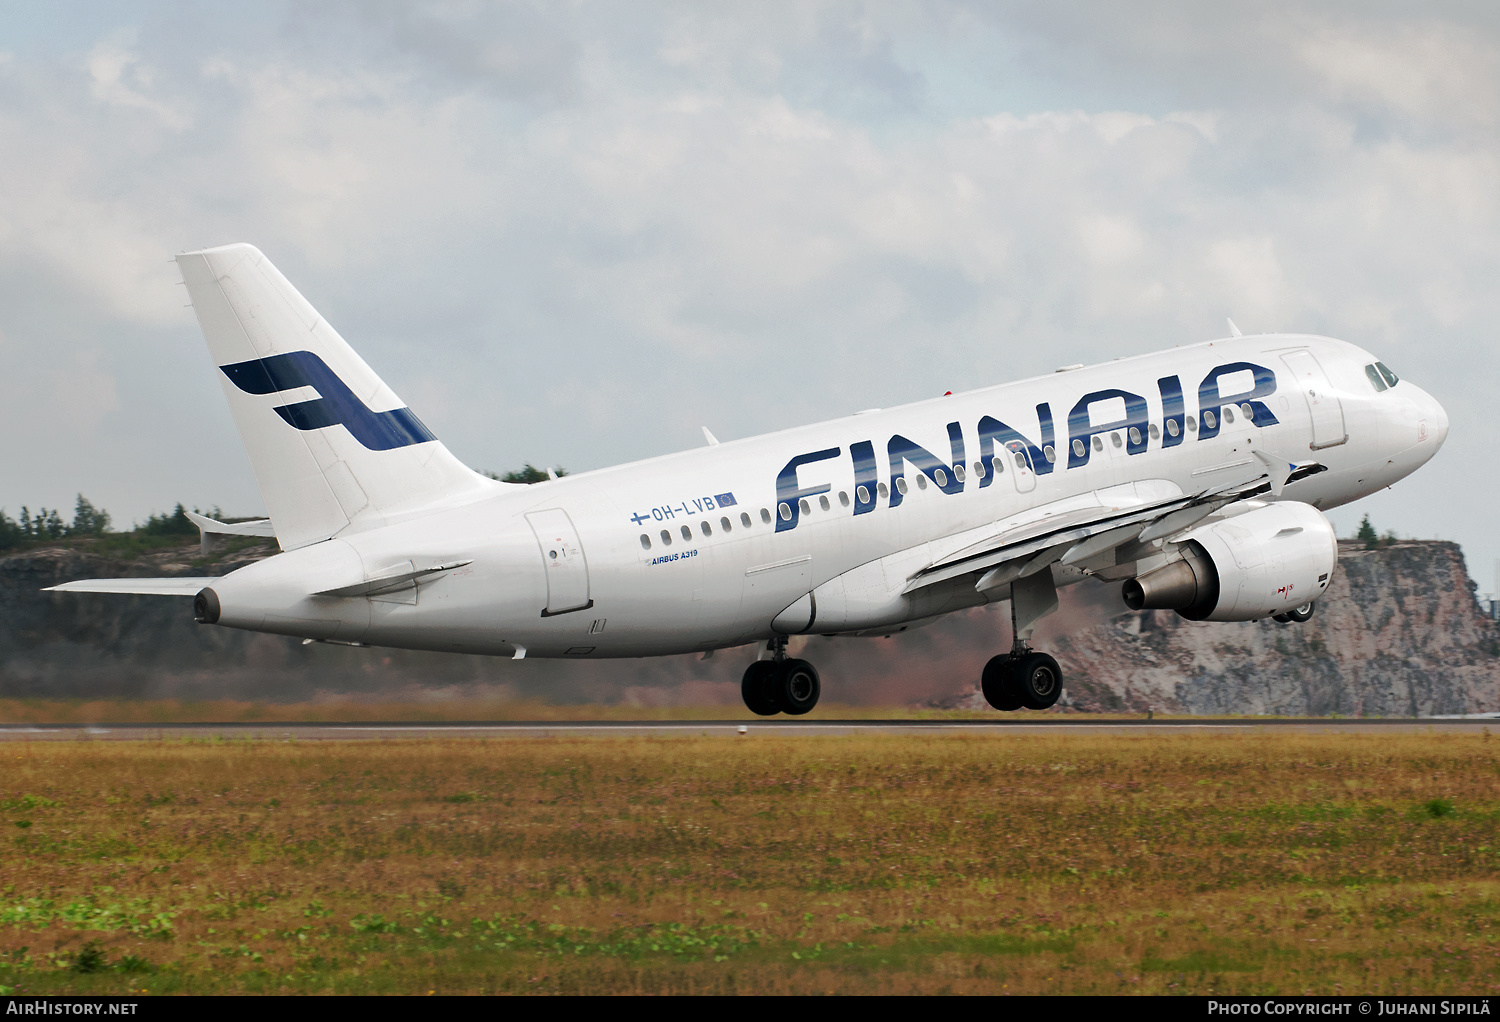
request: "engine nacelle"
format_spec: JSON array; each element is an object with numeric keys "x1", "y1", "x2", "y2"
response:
[{"x1": 1122, "y1": 501, "x2": 1337, "y2": 622}]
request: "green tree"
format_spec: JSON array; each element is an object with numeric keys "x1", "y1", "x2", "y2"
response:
[
  {"x1": 488, "y1": 464, "x2": 567, "y2": 484},
  {"x1": 140, "y1": 503, "x2": 197, "y2": 537},
  {"x1": 69, "y1": 494, "x2": 110, "y2": 536},
  {"x1": 1356, "y1": 514, "x2": 1379, "y2": 549}
]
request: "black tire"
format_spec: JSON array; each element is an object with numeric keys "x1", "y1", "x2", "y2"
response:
[
  {"x1": 981, "y1": 655, "x2": 1024, "y2": 711},
  {"x1": 1013, "y1": 652, "x2": 1063, "y2": 710},
  {"x1": 1271, "y1": 612, "x2": 1291, "y2": 623},
  {"x1": 741, "y1": 660, "x2": 781, "y2": 716},
  {"x1": 1286, "y1": 602, "x2": 1315, "y2": 623},
  {"x1": 776, "y1": 659, "x2": 821, "y2": 716}
]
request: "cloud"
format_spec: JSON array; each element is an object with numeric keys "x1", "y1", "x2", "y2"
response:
[{"x1": 0, "y1": 2, "x2": 1494, "y2": 583}]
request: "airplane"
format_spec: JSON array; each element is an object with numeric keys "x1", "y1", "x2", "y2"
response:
[{"x1": 49, "y1": 244, "x2": 1449, "y2": 715}]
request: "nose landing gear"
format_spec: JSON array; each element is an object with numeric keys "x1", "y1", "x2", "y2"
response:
[
  {"x1": 1272, "y1": 601, "x2": 1316, "y2": 624},
  {"x1": 740, "y1": 637, "x2": 822, "y2": 716}
]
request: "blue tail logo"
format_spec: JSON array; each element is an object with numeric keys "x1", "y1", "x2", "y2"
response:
[{"x1": 220, "y1": 352, "x2": 436, "y2": 452}]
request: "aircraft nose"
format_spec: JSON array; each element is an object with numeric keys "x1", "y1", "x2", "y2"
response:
[{"x1": 1418, "y1": 385, "x2": 1449, "y2": 449}]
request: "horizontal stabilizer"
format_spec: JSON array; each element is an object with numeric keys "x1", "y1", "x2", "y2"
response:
[
  {"x1": 184, "y1": 511, "x2": 277, "y2": 538},
  {"x1": 314, "y1": 560, "x2": 472, "y2": 598},
  {"x1": 44, "y1": 578, "x2": 220, "y2": 596}
]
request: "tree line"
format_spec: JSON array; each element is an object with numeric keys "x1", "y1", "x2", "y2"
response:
[
  {"x1": 0, "y1": 497, "x2": 198, "y2": 553},
  {"x1": 0, "y1": 465, "x2": 564, "y2": 553}
]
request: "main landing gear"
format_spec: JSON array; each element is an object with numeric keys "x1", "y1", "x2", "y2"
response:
[
  {"x1": 981, "y1": 567, "x2": 1064, "y2": 712},
  {"x1": 741, "y1": 637, "x2": 821, "y2": 716},
  {"x1": 982, "y1": 647, "x2": 1063, "y2": 711}
]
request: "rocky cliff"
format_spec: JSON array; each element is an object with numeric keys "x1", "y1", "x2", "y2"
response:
[{"x1": 2, "y1": 537, "x2": 1496, "y2": 714}]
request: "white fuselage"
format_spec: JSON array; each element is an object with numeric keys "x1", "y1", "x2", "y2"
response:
[{"x1": 206, "y1": 334, "x2": 1447, "y2": 658}]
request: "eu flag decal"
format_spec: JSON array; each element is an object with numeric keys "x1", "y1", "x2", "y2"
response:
[{"x1": 715, "y1": 492, "x2": 737, "y2": 508}]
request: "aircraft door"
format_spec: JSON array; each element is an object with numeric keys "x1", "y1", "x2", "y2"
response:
[
  {"x1": 1006, "y1": 442, "x2": 1038, "y2": 493},
  {"x1": 1280, "y1": 350, "x2": 1348, "y2": 450},
  {"x1": 526, "y1": 509, "x2": 592, "y2": 615}
]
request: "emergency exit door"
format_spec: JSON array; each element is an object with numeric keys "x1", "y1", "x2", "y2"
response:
[{"x1": 526, "y1": 509, "x2": 592, "y2": 616}]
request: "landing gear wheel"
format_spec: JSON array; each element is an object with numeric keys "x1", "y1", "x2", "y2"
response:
[
  {"x1": 741, "y1": 660, "x2": 782, "y2": 716},
  {"x1": 981, "y1": 655, "x2": 1024, "y2": 711},
  {"x1": 1286, "y1": 602, "x2": 1315, "y2": 623},
  {"x1": 1013, "y1": 652, "x2": 1063, "y2": 710},
  {"x1": 775, "y1": 659, "x2": 821, "y2": 716},
  {"x1": 1272, "y1": 612, "x2": 1291, "y2": 623}
]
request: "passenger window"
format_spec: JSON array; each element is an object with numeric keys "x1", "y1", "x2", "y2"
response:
[
  {"x1": 681, "y1": 525, "x2": 692, "y2": 541},
  {"x1": 933, "y1": 468, "x2": 946, "y2": 487},
  {"x1": 878, "y1": 482, "x2": 889, "y2": 498},
  {"x1": 1043, "y1": 445, "x2": 1057, "y2": 463},
  {"x1": 1149, "y1": 423, "x2": 1160, "y2": 440},
  {"x1": 1240, "y1": 402, "x2": 1254, "y2": 421},
  {"x1": 640, "y1": 534, "x2": 651, "y2": 550},
  {"x1": 1203, "y1": 410, "x2": 1217, "y2": 429},
  {"x1": 1376, "y1": 362, "x2": 1399, "y2": 387},
  {"x1": 1074, "y1": 439, "x2": 1087, "y2": 457},
  {"x1": 660, "y1": 529, "x2": 672, "y2": 546},
  {"x1": 1166, "y1": 420, "x2": 1179, "y2": 437},
  {"x1": 916, "y1": 474, "x2": 928, "y2": 490},
  {"x1": 741, "y1": 512, "x2": 752, "y2": 528},
  {"x1": 700, "y1": 520, "x2": 712, "y2": 537},
  {"x1": 1013, "y1": 451, "x2": 1026, "y2": 469},
  {"x1": 838, "y1": 491, "x2": 850, "y2": 507},
  {"x1": 1224, "y1": 407, "x2": 1235, "y2": 423},
  {"x1": 972, "y1": 461, "x2": 986, "y2": 479},
  {"x1": 820, "y1": 495, "x2": 831, "y2": 511},
  {"x1": 799, "y1": 498, "x2": 811, "y2": 515},
  {"x1": 953, "y1": 464, "x2": 966, "y2": 483},
  {"x1": 721, "y1": 516, "x2": 732, "y2": 532},
  {"x1": 778, "y1": 502, "x2": 792, "y2": 521},
  {"x1": 1365, "y1": 364, "x2": 1388, "y2": 392},
  {"x1": 761, "y1": 508, "x2": 772, "y2": 524},
  {"x1": 896, "y1": 477, "x2": 909, "y2": 495},
  {"x1": 1186, "y1": 415, "x2": 1197, "y2": 432},
  {"x1": 1129, "y1": 426, "x2": 1141, "y2": 445},
  {"x1": 857, "y1": 484, "x2": 870, "y2": 504}
]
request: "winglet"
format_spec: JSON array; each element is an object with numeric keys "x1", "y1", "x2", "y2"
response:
[
  {"x1": 702, "y1": 426, "x2": 720, "y2": 447},
  {"x1": 1227, "y1": 317, "x2": 1243, "y2": 337}
]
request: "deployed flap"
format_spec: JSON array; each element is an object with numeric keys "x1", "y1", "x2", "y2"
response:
[
  {"x1": 903, "y1": 461, "x2": 1327, "y2": 597},
  {"x1": 176, "y1": 244, "x2": 502, "y2": 551},
  {"x1": 44, "y1": 578, "x2": 220, "y2": 596},
  {"x1": 184, "y1": 511, "x2": 276, "y2": 538}
]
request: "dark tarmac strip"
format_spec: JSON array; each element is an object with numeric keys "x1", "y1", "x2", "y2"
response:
[{"x1": 0, "y1": 718, "x2": 1497, "y2": 739}]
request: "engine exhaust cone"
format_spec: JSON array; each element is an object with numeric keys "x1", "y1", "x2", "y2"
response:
[{"x1": 1121, "y1": 541, "x2": 1220, "y2": 620}]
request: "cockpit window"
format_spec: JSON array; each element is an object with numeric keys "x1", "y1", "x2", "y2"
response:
[
  {"x1": 1376, "y1": 362, "x2": 1399, "y2": 387},
  {"x1": 1364, "y1": 364, "x2": 1388, "y2": 392}
]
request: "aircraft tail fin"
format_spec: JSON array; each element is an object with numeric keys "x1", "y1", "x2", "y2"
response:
[{"x1": 176, "y1": 244, "x2": 500, "y2": 550}]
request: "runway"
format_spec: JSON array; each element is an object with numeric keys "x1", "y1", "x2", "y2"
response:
[{"x1": 0, "y1": 717, "x2": 1497, "y2": 740}]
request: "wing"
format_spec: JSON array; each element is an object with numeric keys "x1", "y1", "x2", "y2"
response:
[
  {"x1": 43, "y1": 578, "x2": 221, "y2": 596},
  {"x1": 903, "y1": 456, "x2": 1327, "y2": 597}
]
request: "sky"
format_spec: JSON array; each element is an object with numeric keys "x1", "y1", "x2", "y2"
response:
[{"x1": 1, "y1": 2, "x2": 1495, "y2": 589}]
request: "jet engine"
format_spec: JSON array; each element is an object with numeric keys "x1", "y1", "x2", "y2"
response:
[{"x1": 1122, "y1": 501, "x2": 1337, "y2": 622}]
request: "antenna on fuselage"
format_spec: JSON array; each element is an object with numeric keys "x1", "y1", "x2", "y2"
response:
[{"x1": 1227, "y1": 318, "x2": 1243, "y2": 337}]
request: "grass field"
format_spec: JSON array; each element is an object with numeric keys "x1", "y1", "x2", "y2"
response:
[{"x1": 1, "y1": 731, "x2": 1498, "y2": 995}]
